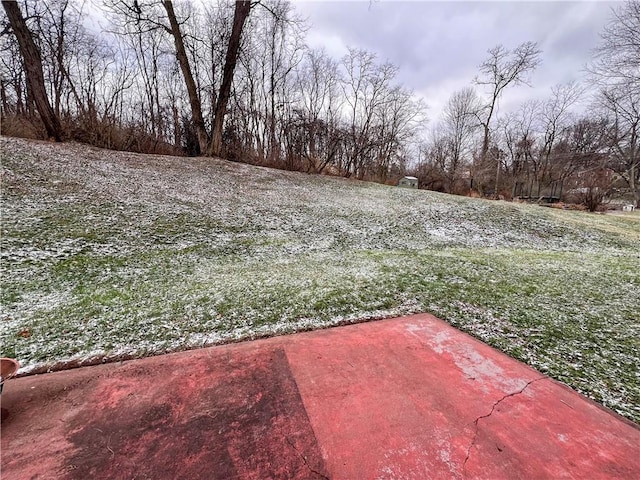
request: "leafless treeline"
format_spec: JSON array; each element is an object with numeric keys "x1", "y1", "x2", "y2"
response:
[
  {"x1": 413, "y1": 0, "x2": 639, "y2": 210},
  {"x1": 0, "y1": 0, "x2": 424, "y2": 181},
  {"x1": 1, "y1": 0, "x2": 638, "y2": 208}
]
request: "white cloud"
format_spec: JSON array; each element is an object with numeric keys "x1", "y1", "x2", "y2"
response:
[{"x1": 294, "y1": 0, "x2": 621, "y2": 120}]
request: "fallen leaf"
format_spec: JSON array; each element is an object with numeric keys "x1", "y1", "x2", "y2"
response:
[{"x1": 18, "y1": 328, "x2": 31, "y2": 338}]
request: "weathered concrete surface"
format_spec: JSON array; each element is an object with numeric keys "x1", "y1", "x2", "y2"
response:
[{"x1": 1, "y1": 314, "x2": 638, "y2": 479}]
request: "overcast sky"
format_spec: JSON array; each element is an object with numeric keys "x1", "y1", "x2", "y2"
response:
[{"x1": 294, "y1": 1, "x2": 621, "y2": 122}]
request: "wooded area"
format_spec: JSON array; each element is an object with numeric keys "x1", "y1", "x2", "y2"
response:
[{"x1": 1, "y1": 0, "x2": 638, "y2": 209}]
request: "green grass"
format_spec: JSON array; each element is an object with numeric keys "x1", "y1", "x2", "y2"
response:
[{"x1": 1, "y1": 136, "x2": 639, "y2": 423}]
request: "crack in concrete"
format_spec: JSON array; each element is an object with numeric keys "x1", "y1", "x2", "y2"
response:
[
  {"x1": 268, "y1": 390, "x2": 330, "y2": 480},
  {"x1": 462, "y1": 377, "x2": 546, "y2": 476},
  {"x1": 285, "y1": 437, "x2": 330, "y2": 480}
]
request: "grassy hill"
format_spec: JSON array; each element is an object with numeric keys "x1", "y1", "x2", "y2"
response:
[{"x1": 1, "y1": 136, "x2": 639, "y2": 423}]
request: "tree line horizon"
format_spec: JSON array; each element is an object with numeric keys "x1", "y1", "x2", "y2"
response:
[{"x1": 1, "y1": 0, "x2": 638, "y2": 209}]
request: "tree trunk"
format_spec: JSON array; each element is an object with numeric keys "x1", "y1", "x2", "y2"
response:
[
  {"x1": 2, "y1": 0, "x2": 62, "y2": 141},
  {"x1": 0, "y1": 78, "x2": 8, "y2": 113},
  {"x1": 209, "y1": 0, "x2": 252, "y2": 157},
  {"x1": 494, "y1": 154, "x2": 500, "y2": 198},
  {"x1": 631, "y1": 161, "x2": 640, "y2": 208},
  {"x1": 162, "y1": 0, "x2": 209, "y2": 155},
  {"x1": 481, "y1": 124, "x2": 490, "y2": 166}
]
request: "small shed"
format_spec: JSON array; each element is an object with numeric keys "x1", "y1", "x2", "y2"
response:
[{"x1": 398, "y1": 176, "x2": 418, "y2": 189}]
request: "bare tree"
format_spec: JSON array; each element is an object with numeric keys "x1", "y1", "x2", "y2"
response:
[
  {"x1": 589, "y1": 0, "x2": 640, "y2": 207},
  {"x1": 533, "y1": 82, "x2": 582, "y2": 198},
  {"x1": 209, "y1": 0, "x2": 252, "y2": 157},
  {"x1": 0, "y1": 24, "x2": 25, "y2": 115},
  {"x1": 162, "y1": 0, "x2": 209, "y2": 154},
  {"x1": 373, "y1": 84, "x2": 425, "y2": 182},
  {"x1": 590, "y1": 0, "x2": 640, "y2": 95},
  {"x1": 414, "y1": 128, "x2": 448, "y2": 192},
  {"x1": 2, "y1": 0, "x2": 62, "y2": 140},
  {"x1": 601, "y1": 87, "x2": 640, "y2": 207},
  {"x1": 559, "y1": 116, "x2": 610, "y2": 210},
  {"x1": 341, "y1": 47, "x2": 397, "y2": 179},
  {"x1": 245, "y1": 0, "x2": 305, "y2": 166},
  {"x1": 102, "y1": 0, "x2": 255, "y2": 156},
  {"x1": 442, "y1": 87, "x2": 481, "y2": 193},
  {"x1": 498, "y1": 101, "x2": 539, "y2": 197},
  {"x1": 291, "y1": 47, "x2": 342, "y2": 172},
  {"x1": 103, "y1": 0, "x2": 170, "y2": 142},
  {"x1": 474, "y1": 42, "x2": 541, "y2": 195}
]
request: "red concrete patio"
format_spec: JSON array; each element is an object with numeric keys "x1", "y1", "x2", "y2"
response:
[{"x1": 1, "y1": 313, "x2": 639, "y2": 479}]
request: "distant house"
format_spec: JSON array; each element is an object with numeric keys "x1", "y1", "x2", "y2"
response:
[{"x1": 398, "y1": 176, "x2": 418, "y2": 189}]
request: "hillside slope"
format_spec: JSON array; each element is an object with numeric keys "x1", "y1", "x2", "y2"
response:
[{"x1": 1, "y1": 136, "x2": 639, "y2": 422}]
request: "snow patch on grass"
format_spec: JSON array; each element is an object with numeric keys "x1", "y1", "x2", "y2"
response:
[{"x1": 1, "y1": 136, "x2": 639, "y2": 423}]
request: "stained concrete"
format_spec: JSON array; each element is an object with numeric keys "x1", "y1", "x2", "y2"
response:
[{"x1": 1, "y1": 314, "x2": 638, "y2": 479}]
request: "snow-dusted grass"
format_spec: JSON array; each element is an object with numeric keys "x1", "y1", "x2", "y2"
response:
[{"x1": 1, "y1": 136, "x2": 639, "y2": 423}]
